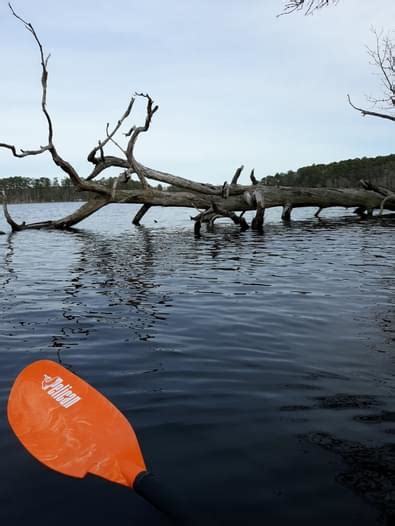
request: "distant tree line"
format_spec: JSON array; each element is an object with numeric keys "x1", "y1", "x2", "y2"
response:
[
  {"x1": 0, "y1": 176, "x2": 80, "y2": 203},
  {"x1": 1, "y1": 153, "x2": 394, "y2": 203},
  {"x1": 0, "y1": 176, "x2": 164, "y2": 204},
  {"x1": 261, "y1": 154, "x2": 395, "y2": 189}
]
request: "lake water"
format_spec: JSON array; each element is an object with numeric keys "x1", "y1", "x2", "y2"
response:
[{"x1": 0, "y1": 202, "x2": 394, "y2": 525}]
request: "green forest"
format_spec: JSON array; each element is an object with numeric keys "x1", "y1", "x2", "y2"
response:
[
  {"x1": 1, "y1": 153, "x2": 394, "y2": 203},
  {"x1": 0, "y1": 176, "x2": 148, "y2": 204},
  {"x1": 262, "y1": 153, "x2": 395, "y2": 189}
]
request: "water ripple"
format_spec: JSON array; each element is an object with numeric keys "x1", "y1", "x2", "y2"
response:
[{"x1": 0, "y1": 204, "x2": 394, "y2": 525}]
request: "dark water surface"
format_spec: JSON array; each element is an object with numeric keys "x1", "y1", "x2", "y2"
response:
[{"x1": 0, "y1": 203, "x2": 394, "y2": 525}]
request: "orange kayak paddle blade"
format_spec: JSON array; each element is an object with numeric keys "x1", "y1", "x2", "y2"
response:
[{"x1": 7, "y1": 360, "x2": 146, "y2": 487}]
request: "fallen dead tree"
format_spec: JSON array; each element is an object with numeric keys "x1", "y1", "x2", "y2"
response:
[{"x1": 1, "y1": 5, "x2": 394, "y2": 234}]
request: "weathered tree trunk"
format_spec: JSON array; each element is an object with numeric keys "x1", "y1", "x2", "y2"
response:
[
  {"x1": 8, "y1": 182, "x2": 390, "y2": 232},
  {"x1": 110, "y1": 184, "x2": 395, "y2": 215},
  {"x1": 2, "y1": 168, "x2": 395, "y2": 234}
]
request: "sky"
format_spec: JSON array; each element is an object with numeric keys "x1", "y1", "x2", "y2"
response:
[{"x1": 0, "y1": 0, "x2": 394, "y2": 185}]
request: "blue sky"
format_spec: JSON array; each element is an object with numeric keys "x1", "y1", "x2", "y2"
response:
[{"x1": 0, "y1": 0, "x2": 394, "y2": 184}]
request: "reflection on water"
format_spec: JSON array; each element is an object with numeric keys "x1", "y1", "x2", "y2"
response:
[
  {"x1": 0, "y1": 203, "x2": 394, "y2": 525},
  {"x1": 305, "y1": 431, "x2": 395, "y2": 520}
]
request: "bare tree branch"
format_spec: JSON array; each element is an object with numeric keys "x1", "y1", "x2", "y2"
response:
[
  {"x1": 87, "y1": 156, "x2": 129, "y2": 180},
  {"x1": 0, "y1": 143, "x2": 50, "y2": 157},
  {"x1": 365, "y1": 28, "x2": 395, "y2": 115},
  {"x1": 280, "y1": 0, "x2": 337, "y2": 16},
  {"x1": 347, "y1": 94, "x2": 395, "y2": 122},
  {"x1": 106, "y1": 123, "x2": 127, "y2": 155},
  {"x1": 1, "y1": 3, "x2": 54, "y2": 157},
  {"x1": 231, "y1": 165, "x2": 244, "y2": 185},
  {"x1": 126, "y1": 93, "x2": 159, "y2": 158},
  {"x1": 1, "y1": 191, "x2": 23, "y2": 231},
  {"x1": 283, "y1": 4, "x2": 395, "y2": 124},
  {"x1": 8, "y1": 2, "x2": 53, "y2": 143},
  {"x1": 126, "y1": 93, "x2": 159, "y2": 155},
  {"x1": 125, "y1": 93, "x2": 158, "y2": 187},
  {"x1": 87, "y1": 96, "x2": 135, "y2": 164},
  {"x1": 3, "y1": 4, "x2": 111, "y2": 199}
]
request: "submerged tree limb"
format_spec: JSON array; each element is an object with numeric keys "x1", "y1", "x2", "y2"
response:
[
  {"x1": 132, "y1": 204, "x2": 151, "y2": 226},
  {"x1": 2, "y1": 194, "x2": 110, "y2": 231},
  {"x1": 1, "y1": 191, "x2": 23, "y2": 231},
  {"x1": 2, "y1": 179, "x2": 395, "y2": 233}
]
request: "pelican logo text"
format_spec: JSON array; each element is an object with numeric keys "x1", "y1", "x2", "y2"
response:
[{"x1": 41, "y1": 374, "x2": 81, "y2": 409}]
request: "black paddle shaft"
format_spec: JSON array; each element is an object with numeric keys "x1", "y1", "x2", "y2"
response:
[{"x1": 133, "y1": 471, "x2": 196, "y2": 526}]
